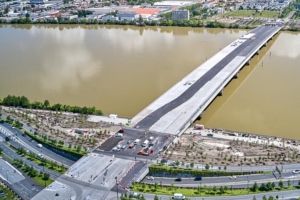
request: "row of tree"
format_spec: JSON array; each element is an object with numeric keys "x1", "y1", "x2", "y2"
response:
[
  {"x1": 149, "y1": 165, "x2": 264, "y2": 177},
  {"x1": 14, "y1": 158, "x2": 50, "y2": 180},
  {"x1": 0, "y1": 95, "x2": 103, "y2": 115}
]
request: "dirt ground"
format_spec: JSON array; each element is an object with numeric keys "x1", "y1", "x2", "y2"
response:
[
  {"x1": 167, "y1": 134, "x2": 300, "y2": 167},
  {"x1": 1, "y1": 106, "x2": 120, "y2": 149}
]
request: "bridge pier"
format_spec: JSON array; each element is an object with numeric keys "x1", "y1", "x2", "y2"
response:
[
  {"x1": 263, "y1": 42, "x2": 267, "y2": 47},
  {"x1": 246, "y1": 60, "x2": 250, "y2": 65},
  {"x1": 256, "y1": 50, "x2": 260, "y2": 55},
  {"x1": 218, "y1": 89, "x2": 224, "y2": 96},
  {"x1": 234, "y1": 72, "x2": 239, "y2": 79}
]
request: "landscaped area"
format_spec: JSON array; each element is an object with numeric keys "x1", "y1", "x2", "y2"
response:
[
  {"x1": 223, "y1": 10, "x2": 278, "y2": 18},
  {"x1": 132, "y1": 181, "x2": 300, "y2": 197},
  {"x1": 0, "y1": 184, "x2": 18, "y2": 200}
]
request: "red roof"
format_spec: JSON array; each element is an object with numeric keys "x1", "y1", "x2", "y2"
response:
[{"x1": 126, "y1": 8, "x2": 161, "y2": 15}]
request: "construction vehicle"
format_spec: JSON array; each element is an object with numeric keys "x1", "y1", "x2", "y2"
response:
[{"x1": 138, "y1": 147, "x2": 154, "y2": 156}]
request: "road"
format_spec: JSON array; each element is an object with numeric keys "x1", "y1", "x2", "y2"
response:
[
  {"x1": 0, "y1": 123, "x2": 75, "y2": 167},
  {"x1": 142, "y1": 171, "x2": 300, "y2": 186},
  {"x1": 135, "y1": 25, "x2": 282, "y2": 130}
]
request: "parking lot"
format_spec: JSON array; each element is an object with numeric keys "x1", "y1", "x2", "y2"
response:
[{"x1": 98, "y1": 127, "x2": 173, "y2": 159}]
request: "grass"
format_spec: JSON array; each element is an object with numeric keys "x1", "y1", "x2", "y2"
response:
[
  {"x1": 132, "y1": 183, "x2": 300, "y2": 197},
  {"x1": 31, "y1": 174, "x2": 53, "y2": 186},
  {"x1": 223, "y1": 10, "x2": 278, "y2": 18},
  {"x1": 9, "y1": 145, "x2": 67, "y2": 174},
  {"x1": 0, "y1": 185, "x2": 18, "y2": 200}
]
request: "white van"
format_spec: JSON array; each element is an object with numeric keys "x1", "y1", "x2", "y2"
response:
[
  {"x1": 172, "y1": 193, "x2": 185, "y2": 200},
  {"x1": 134, "y1": 139, "x2": 140, "y2": 144},
  {"x1": 142, "y1": 140, "x2": 149, "y2": 147},
  {"x1": 36, "y1": 144, "x2": 43, "y2": 148}
]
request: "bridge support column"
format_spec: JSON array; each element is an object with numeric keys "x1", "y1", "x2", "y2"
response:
[
  {"x1": 246, "y1": 60, "x2": 250, "y2": 65},
  {"x1": 263, "y1": 42, "x2": 267, "y2": 47},
  {"x1": 256, "y1": 50, "x2": 260, "y2": 55},
  {"x1": 218, "y1": 89, "x2": 224, "y2": 96},
  {"x1": 234, "y1": 72, "x2": 239, "y2": 79}
]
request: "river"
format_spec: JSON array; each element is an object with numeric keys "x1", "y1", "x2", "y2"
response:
[{"x1": 0, "y1": 25, "x2": 299, "y2": 139}]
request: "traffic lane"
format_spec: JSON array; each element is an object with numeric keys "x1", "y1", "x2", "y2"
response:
[
  {"x1": 120, "y1": 162, "x2": 146, "y2": 188},
  {"x1": 0, "y1": 140, "x2": 61, "y2": 179},
  {"x1": 0, "y1": 124, "x2": 74, "y2": 166},
  {"x1": 143, "y1": 172, "x2": 294, "y2": 185}
]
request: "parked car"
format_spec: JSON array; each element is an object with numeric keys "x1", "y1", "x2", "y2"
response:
[
  {"x1": 121, "y1": 145, "x2": 127, "y2": 149},
  {"x1": 149, "y1": 136, "x2": 154, "y2": 141},
  {"x1": 127, "y1": 140, "x2": 132, "y2": 144},
  {"x1": 194, "y1": 176, "x2": 202, "y2": 181},
  {"x1": 293, "y1": 170, "x2": 300, "y2": 174},
  {"x1": 229, "y1": 176, "x2": 237, "y2": 179},
  {"x1": 112, "y1": 147, "x2": 120, "y2": 151},
  {"x1": 174, "y1": 177, "x2": 182, "y2": 182},
  {"x1": 146, "y1": 176, "x2": 154, "y2": 180}
]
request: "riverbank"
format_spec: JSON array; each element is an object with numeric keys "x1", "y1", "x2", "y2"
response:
[{"x1": 0, "y1": 18, "x2": 299, "y2": 32}]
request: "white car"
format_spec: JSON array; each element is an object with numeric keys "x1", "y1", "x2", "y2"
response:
[
  {"x1": 146, "y1": 176, "x2": 154, "y2": 180},
  {"x1": 112, "y1": 147, "x2": 119, "y2": 151},
  {"x1": 149, "y1": 136, "x2": 154, "y2": 141},
  {"x1": 229, "y1": 176, "x2": 237, "y2": 179},
  {"x1": 293, "y1": 170, "x2": 300, "y2": 174}
]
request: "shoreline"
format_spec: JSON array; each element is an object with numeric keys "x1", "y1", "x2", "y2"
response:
[{"x1": 0, "y1": 21, "x2": 299, "y2": 32}]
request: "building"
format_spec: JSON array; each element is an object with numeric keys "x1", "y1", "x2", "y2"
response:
[
  {"x1": 101, "y1": 15, "x2": 118, "y2": 21},
  {"x1": 30, "y1": 0, "x2": 48, "y2": 4},
  {"x1": 116, "y1": 13, "x2": 136, "y2": 21},
  {"x1": 172, "y1": 9, "x2": 189, "y2": 20}
]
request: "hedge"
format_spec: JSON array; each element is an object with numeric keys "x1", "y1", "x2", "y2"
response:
[
  {"x1": 23, "y1": 130, "x2": 86, "y2": 159},
  {"x1": 149, "y1": 165, "x2": 265, "y2": 177}
]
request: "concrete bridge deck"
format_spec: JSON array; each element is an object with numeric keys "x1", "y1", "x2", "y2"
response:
[{"x1": 130, "y1": 25, "x2": 283, "y2": 135}]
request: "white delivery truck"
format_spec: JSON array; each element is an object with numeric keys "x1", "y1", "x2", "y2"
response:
[{"x1": 142, "y1": 140, "x2": 149, "y2": 147}]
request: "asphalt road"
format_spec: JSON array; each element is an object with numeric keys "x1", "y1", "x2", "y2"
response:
[
  {"x1": 143, "y1": 172, "x2": 297, "y2": 186},
  {"x1": 0, "y1": 123, "x2": 74, "y2": 166},
  {"x1": 135, "y1": 25, "x2": 282, "y2": 130}
]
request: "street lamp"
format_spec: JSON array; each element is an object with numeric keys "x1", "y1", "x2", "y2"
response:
[{"x1": 115, "y1": 176, "x2": 119, "y2": 200}]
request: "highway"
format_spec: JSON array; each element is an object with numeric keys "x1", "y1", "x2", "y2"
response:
[
  {"x1": 0, "y1": 123, "x2": 75, "y2": 167},
  {"x1": 142, "y1": 172, "x2": 300, "y2": 186}
]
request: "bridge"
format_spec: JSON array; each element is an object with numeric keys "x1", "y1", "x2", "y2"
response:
[{"x1": 130, "y1": 24, "x2": 283, "y2": 136}]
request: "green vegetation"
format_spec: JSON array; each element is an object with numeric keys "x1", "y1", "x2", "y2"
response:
[
  {"x1": 77, "y1": 10, "x2": 93, "y2": 18},
  {"x1": 279, "y1": 2, "x2": 297, "y2": 18},
  {"x1": 0, "y1": 95, "x2": 103, "y2": 115},
  {"x1": 223, "y1": 10, "x2": 278, "y2": 18},
  {"x1": 149, "y1": 164, "x2": 266, "y2": 177},
  {"x1": 0, "y1": 185, "x2": 19, "y2": 200},
  {"x1": 292, "y1": 10, "x2": 300, "y2": 19},
  {"x1": 13, "y1": 158, "x2": 53, "y2": 186},
  {"x1": 132, "y1": 182, "x2": 300, "y2": 197},
  {"x1": 23, "y1": 130, "x2": 87, "y2": 158},
  {"x1": 14, "y1": 147, "x2": 67, "y2": 174}
]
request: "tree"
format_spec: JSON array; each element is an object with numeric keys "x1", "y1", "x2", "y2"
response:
[
  {"x1": 252, "y1": 196, "x2": 257, "y2": 200},
  {"x1": 259, "y1": 183, "x2": 267, "y2": 191},
  {"x1": 43, "y1": 100, "x2": 50, "y2": 108},
  {"x1": 43, "y1": 173, "x2": 50, "y2": 180},
  {"x1": 251, "y1": 182, "x2": 259, "y2": 192},
  {"x1": 76, "y1": 145, "x2": 81, "y2": 152},
  {"x1": 154, "y1": 182, "x2": 158, "y2": 191},
  {"x1": 25, "y1": 13, "x2": 30, "y2": 18},
  {"x1": 205, "y1": 163, "x2": 210, "y2": 170},
  {"x1": 154, "y1": 195, "x2": 159, "y2": 200},
  {"x1": 287, "y1": 179, "x2": 291, "y2": 187},
  {"x1": 190, "y1": 162, "x2": 194, "y2": 168},
  {"x1": 262, "y1": 195, "x2": 267, "y2": 200},
  {"x1": 224, "y1": 165, "x2": 227, "y2": 171},
  {"x1": 4, "y1": 6, "x2": 9, "y2": 14},
  {"x1": 212, "y1": 186, "x2": 217, "y2": 194},
  {"x1": 219, "y1": 186, "x2": 225, "y2": 194},
  {"x1": 268, "y1": 196, "x2": 274, "y2": 200},
  {"x1": 0, "y1": 147, "x2": 2, "y2": 155},
  {"x1": 278, "y1": 180, "x2": 284, "y2": 189}
]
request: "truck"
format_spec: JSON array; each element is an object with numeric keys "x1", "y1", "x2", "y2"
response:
[{"x1": 142, "y1": 140, "x2": 149, "y2": 147}]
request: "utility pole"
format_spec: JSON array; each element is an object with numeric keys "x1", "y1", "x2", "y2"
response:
[{"x1": 115, "y1": 176, "x2": 119, "y2": 200}]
